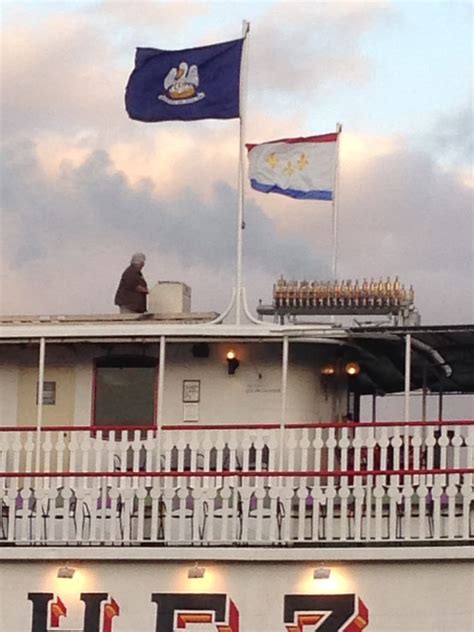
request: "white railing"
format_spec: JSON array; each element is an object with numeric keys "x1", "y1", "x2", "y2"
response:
[
  {"x1": 0, "y1": 421, "x2": 472, "y2": 478},
  {"x1": 1, "y1": 470, "x2": 472, "y2": 546},
  {"x1": 0, "y1": 421, "x2": 472, "y2": 546}
]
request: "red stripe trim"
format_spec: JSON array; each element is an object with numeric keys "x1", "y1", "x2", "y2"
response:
[
  {"x1": 246, "y1": 132, "x2": 338, "y2": 152},
  {"x1": 161, "y1": 423, "x2": 280, "y2": 431},
  {"x1": 1, "y1": 468, "x2": 472, "y2": 478},
  {"x1": 0, "y1": 425, "x2": 159, "y2": 432},
  {"x1": 284, "y1": 419, "x2": 474, "y2": 429},
  {"x1": 1, "y1": 420, "x2": 472, "y2": 432}
]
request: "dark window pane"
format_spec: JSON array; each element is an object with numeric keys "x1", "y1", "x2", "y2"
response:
[
  {"x1": 94, "y1": 365, "x2": 156, "y2": 426},
  {"x1": 36, "y1": 381, "x2": 56, "y2": 405},
  {"x1": 96, "y1": 356, "x2": 157, "y2": 369}
]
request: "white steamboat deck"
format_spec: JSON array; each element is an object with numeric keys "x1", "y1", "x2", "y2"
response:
[
  {"x1": 1, "y1": 421, "x2": 472, "y2": 547},
  {"x1": 1, "y1": 318, "x2": 473, "y2": 632}
]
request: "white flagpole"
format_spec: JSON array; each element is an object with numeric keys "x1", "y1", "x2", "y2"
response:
[
  {"x1": 235, "y1": 20, "x2": 250, "y2": 325},
  {"x1": 331, "y1": 123, "x2": 342, "y2": 279}
]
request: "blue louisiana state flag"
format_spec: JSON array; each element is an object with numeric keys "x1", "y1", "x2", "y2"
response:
[
  {"x1": 246, "y1": 133, "x2": 339, "y2": 200},
  {"x1": 125, "y1": 39, "x2": 243, "y2": 122}
]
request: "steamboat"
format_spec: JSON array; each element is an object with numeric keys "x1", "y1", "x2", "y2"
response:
[{"x1": 0, "y1": 276, "x2": 473, "y2": 631}]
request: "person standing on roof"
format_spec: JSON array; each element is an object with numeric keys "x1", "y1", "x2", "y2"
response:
[{"x1": 114, "y1": 253, "x2": 149, "y2": 313}]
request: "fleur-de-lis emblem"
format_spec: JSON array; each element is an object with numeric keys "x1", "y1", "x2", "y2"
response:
[
  {"x1": 297, "y1": 153, "x2": 309, "y2": 170},
  {"x1": 266, "y1": 152, "x2": 279, "y2": 169},
  {"x1": 284, "y1": 161, "x2": 294, "y2": 177}
]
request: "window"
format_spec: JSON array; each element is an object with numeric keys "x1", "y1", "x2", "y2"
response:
[
  {"x1": 36, "y1": 381, "x2": 56, "y2": 405},
  {"x1": 93, "y1": 356, "x2": 158, "y2": 427}
]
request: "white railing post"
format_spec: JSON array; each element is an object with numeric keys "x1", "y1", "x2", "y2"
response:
[
  {"x1": 35, "y1": 337, "x2": 46, "y2": 471},
  {"x1": 156, "y1": 335, "x2": 166, "y2": 470},
  {"x1": 279, "y1": 336, "x2": 289, "y2": 472},
  {"x1": 404, "y1": 333, "x2": 411, "y2": 474}
]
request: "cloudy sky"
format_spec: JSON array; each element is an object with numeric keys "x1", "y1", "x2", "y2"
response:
[{"x1": 1, "y1": 0, "x2": 472, "y2": 323}]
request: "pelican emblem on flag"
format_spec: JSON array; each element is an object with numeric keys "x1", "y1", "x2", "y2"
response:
[{"x1": 158, "y1": 61, "x2": 205, "y2": 105}]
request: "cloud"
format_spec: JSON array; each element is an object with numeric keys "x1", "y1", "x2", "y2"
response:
[
  {"x1": 0, "y1": 16, "x2": 122, "y2": 137},
  {"x1": 243, "y1": 130, "x2": 473, "y2": 325},
  {"x1": 0, "y1": 1, "x2": 394, "y2": 143},
  {"x1": 31, "y1": 108, "x2": 310, "y2": 203},
  {"x1": 339, "y1": 144, "x2": 471, "y2": 271},
  {"x1": 248, "y1": 1, "x2": 394, "y2": 102},
  {"x1": 0, "y1": 138, "x2": 325, "y2": 315},
  {"x1": 336, "y1": 141, "x2": 473, "y2": 324},
  {"x1": 1, "y1": 2, "x2": 471, "y2": 326},
  {"x1": 2, "y1": 127, "x2": 472, "y2": 325},
  {"x1": 431, "y1": 107, "x2": 474, "y2": 166},
  {"x1": 90, "y1": 0, "x2": 208, "y2": 29}
]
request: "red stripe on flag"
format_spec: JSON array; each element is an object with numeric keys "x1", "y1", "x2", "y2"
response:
[{"x1": 246, "y1": 132, "x2": 338, "y2": 152}]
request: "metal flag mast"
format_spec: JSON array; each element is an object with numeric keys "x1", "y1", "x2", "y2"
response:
[
  {"x1": 125, "y1": 25, "x2": 251, "y2": 328},
  {"x1": 215, "y1": 28, "x2": 340, "y2": 326},
  {"x1": 238, "y1": 20, "x2": 268, "y2": 326},
  {"x1": 235, "y1": 20, "x2": 250, "y2": 325},
  {"x1": 208, "y1": 20, "x2": 251, "y2": 326},
  {"x1": 331, "y1": 122, "x2": 342, "y2": 279}
]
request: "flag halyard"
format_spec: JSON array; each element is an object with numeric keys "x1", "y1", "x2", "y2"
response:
[{"x1": 125, "y1": 39, "x2": 244, "y2": 122}]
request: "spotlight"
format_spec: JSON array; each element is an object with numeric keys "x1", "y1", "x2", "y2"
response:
[
  {"x1": 57, "y1": 565, "x2": 75, "y2": 579},
  {"x1": 226, "y1": 350, "x2": 240, "y2": 375},
  {"x1": 188, "y1": 563, "x2": 206, "y2": 579},
  {"x1": 321, "y1": 364, "x2": 335, "y2": 376},
  {"x1": 345, "y1": 362, "x2": 360, "y2": 376},
  {"x1": 313, "y1": 565, "x2": 331, "y2": 580}
]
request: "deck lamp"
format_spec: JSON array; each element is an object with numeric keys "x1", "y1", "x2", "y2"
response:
[
  {"x1": 345, "y1": 362, "x2": 360, "y2": 376},
  {"x1": 313, "y1": 565, "x2": 331, "y2": 580},
  {"x1": 188, "y1": 562, "x2": 206, "y2": 579},
  {"x1": 320, "y1": 364, "x2": 336, "y2": 376},
  {"x1": 226, "y1": 350, "x2": 240, "y2": 375},
  {"x1": 320, "y1": 364, "x2": 336, "y2": 400},
  {"x1": 57, "y1": 565, "x2": 75, "y2": 579}
]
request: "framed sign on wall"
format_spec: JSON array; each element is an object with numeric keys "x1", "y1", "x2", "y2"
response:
[{"x1": 182, "y1": 380, "x2": 200, "y2": 403}]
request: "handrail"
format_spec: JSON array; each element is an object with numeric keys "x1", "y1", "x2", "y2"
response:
[
  {"x1": 0, "y1": 420, "x2": 472, "y2": 433},
  {"x1": 1, "y1": 467, "x2": 473, "y2": 478}
]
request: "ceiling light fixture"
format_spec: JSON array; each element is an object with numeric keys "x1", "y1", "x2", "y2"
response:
[
  {"x1": 321, "y1": 364, "x2": 336, "y2": 376},
  {"x1": 57, "y1": 565, "x2": 75, "y2": 579},
  {"x1": 313, "y1": 565, "x2": 331, "y2": 580},
  {"x1": 345, "y1": 362, "x2": 360, "y2": 376},
  {"x1": 188, "y1": 562, "x2": 206, "y2": 579}
]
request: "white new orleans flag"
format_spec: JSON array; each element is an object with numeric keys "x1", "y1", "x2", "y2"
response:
[{"x1": 246, "y1": 133, "x2": 338, "y2": 200}]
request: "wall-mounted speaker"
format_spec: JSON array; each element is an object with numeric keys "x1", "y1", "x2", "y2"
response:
[{"x1": 192, "y1": 343, "x2": 210, "y2": 358}]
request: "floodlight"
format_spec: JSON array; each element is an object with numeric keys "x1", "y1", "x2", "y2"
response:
[
  {"x1": 313, "y1": 565, "x2": 331, "y2": 580},
  {"x1": 188, "y1": 563, "x2": 206, "y2": 579},
  {"x1": 57, "y1": 565, "x2": 75, "y2": 579}
]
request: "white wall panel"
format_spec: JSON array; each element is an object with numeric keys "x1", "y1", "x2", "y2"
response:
[
  {"x1": 0, "y1": 365, "x2": 18, "y2": 426},
  {"x1": 1, "y1": 559, "x2": 472, "y2": 631}
]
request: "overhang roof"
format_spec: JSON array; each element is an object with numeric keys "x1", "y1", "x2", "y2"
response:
[
  {"x1": 1, "y1": 315, "x2": 472, "y2": 395},
  {"x1": 0, "y1": 313, "x2": 349, "y2": 350},
  {"x1": 347, "y1": 324, "x2": 474, "y2": 395}
]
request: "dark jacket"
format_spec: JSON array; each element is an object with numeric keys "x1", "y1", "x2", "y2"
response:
[{"x1": 114, "y1": 265, "x2": 148, "y2": 313}]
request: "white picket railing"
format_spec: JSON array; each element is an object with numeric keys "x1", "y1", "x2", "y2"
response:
[
  {"x1": 0, "y1": 421, "x2": 472, "y2": 546},
  {"x1": 0, "y1": 421, "x2": 472, "y2": 478},
  {"x1": 1, "y1": 470, "x2": 472, "y2": 546}
]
